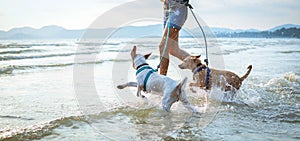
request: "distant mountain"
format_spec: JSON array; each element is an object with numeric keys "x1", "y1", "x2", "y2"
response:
[
  {"x1": 205, "y1": 24, "x2": 300, "y2": 34},
  {"x1": 0, "y1": 24, "x2": 299, "y2": 39},
  {"x1": 0, "y1": 25, "x2": 84, "y2": 39},
  {"x1": 192, "y1": 24, "x2": 300, "y2": 38},
  {"x1": 7, "y1": 26, "x2": 36, "y2": 34},
  {"x1": 269, "y1": 24, "x2": 300, "y2": 32},
  {"x1": 210, "y1": 27, "x2": 243, "y2": 33}
]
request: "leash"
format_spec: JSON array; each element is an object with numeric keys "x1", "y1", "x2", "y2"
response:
[
  {"x1": 186, "y1": 1, "x2": 210, "y2": 90},
  {"x1": 186, "y1": 2, "x2": 209, "y2": 66},
  {"x1": 156, "y1": 0, "x2": 171, "y2": 71}
]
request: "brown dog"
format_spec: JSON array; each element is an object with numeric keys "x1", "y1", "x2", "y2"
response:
[{"x1": 178, "y1": 55, "x2": 252, "y2": 94}]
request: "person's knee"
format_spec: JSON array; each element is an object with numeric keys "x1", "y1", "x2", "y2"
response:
[
  {"x1": 170, "y1": 48, "x2": 178, "y2": 56},
  {"x1": 159, "y1": 42, "x2": 165, "y2": 53}
]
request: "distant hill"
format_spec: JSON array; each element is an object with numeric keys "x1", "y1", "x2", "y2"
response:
[
  {"x1": 218, "y1": 28, "x2": 300, "y2": 38},
  {"x1": 0, "y1": 25, "x2": 84, "y2": 39},
  {"x1": 209, "y1": 27, "x2": 260, "y2": 34},
  {"x1": 269, "y1": 24, "x2": 300, "y2": 32},
  {"x1": 193, "y1": 24, "x2": 300, "y2": 38},
  {"x1": 0, "y1": 24, "x2": 299, "y2": 39}
]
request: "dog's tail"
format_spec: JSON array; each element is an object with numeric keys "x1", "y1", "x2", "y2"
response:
[{"x1": 240, "y1": 65, "x2": 252, "y2": 82}]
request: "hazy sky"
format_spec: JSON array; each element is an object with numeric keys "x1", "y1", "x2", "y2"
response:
[{"x1": 0, "y1": 0, "x2": 299, "y2": 31}]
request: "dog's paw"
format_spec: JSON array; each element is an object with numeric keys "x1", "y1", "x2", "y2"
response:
[{"x1": 117, "y1": 85, "x2": 125, "y2": 89}]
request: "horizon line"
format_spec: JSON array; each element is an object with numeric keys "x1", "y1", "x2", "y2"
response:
[{"x1": 1, "y1": 23, "x2": 300, "y2": 32}]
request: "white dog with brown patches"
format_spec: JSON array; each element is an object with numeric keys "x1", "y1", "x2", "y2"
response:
[
  {"x1": 117, "y1": 46, "x2": 198, "y2": 113},
  {"x1": 178, "y1": 55, "x2": 252, "y2": 94}
]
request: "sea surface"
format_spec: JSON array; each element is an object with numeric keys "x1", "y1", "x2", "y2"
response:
[{"x1": 0, "y1": 38, "x2": 299, "y2": 140}]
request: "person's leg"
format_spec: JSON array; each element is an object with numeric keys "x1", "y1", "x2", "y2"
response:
[
  {"x1": 159, "y1": 27, "x2": 171, "y2": 76},
  {"x1": 159, "y1": 27, "x2": 191, "y2": 75},
  {"x1": 159, "y1": 2, "x2": 189, "y2": 75},
  {"x1": 168, "y1": 28, "x2": 190, "y2": 61}
]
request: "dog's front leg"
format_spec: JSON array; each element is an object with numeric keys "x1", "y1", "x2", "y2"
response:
[
  {"x1": 136, "y1": 86, "x2": 142, "y2": 97},
  {"x1": 136, "y1": 86, "x2": 146, "y2": 98}
]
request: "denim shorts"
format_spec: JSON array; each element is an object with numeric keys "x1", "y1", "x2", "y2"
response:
[{"x1": 163, "y1": 1, "x2": 188, "y2": 30}]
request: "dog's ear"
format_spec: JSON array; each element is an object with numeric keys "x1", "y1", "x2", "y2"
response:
[
  {"x1": 131, "y1": 46, "x2": 137, "y2": 58},
  {"x1": 144, "y1": 53, "x2": 152, "y2": 59},
  {"x1": 190, "y1": 55, "x2": 201, "y2": 60}
]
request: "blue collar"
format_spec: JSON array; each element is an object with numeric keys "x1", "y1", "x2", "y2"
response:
[
  {"x1": 193, "y1": 65, "x2": 207, "y2": 75},
  {"x1": 193, "y1": 64, "x2": 211, "y2": 90}
]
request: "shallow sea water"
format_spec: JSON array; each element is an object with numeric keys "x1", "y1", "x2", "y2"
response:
[{"x1": 0, "y1": 38, "x2": 299, "y2": 140}]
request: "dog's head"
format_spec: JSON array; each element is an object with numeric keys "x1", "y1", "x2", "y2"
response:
[
  {"x1": 178, "y1": 55, "x2": 201, "y2": 70},
  {"x1": 130, "y1": 46, "x2": 151, "y2": 69}
]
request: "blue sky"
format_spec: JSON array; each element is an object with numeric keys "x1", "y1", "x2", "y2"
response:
[{"x1": 0, "y1": 0, "x2": 299, "y2": 31}]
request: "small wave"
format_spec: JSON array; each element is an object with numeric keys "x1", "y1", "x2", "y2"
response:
[
  {"x1": 264, "y1": 72, "x2": 300, "y2": 90},
  {"x1": 0, "y1": 51, "x2": 98, "y2": 61},
  {"x1": 0, "y1": 66, "x2": 13, "y2": 74},
  {"x1": 210, "y1": 47, "x2": 256, "y2": 55},
  {"x1": 0, "y1": 107, "x2": 153, "y2": 140},
  {"x1": 277, "y1": 113, "x2": 300, "y2": 123},
  {"x1": 279, "y1": 50, "x2": 300, "y2": 54},
  {"x1": 0, "y1": 49, "x2": 43, "y2": 55},
  {"x1": 268, "y1": 105, "x2": 300, "y2": 123},
  {"x1": 76, "y1": 42, "x2": 120, "y2": 46},
  {"x1": 284, "y1": 72, "x2": 300, "y2": 83},
  {"x1": 0, "y1": 43, "x2": 69, "y2": 49},
  {"x1": 0, "y1": 115, "x2": 34, "y2": 121},
  {"x1": 0, "y1": 61, "x2": 104, "y2": 75},
  {"x1": 223, "y1": 47, "x2": 256, "y2": 55},
  {"x1": 0, "y1": 44, "x2": 31, "y2": 49},
  {"x1": 0, "y1": 116, "x2": 85, "y2": 140}
]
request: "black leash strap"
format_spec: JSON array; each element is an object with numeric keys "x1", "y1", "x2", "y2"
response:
[{"x1": 186, "y1": 2, "x2": 209, "y2": 66}]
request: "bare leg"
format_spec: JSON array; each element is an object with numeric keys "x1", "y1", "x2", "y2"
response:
[
  {"x1": 168, "y1": 28, "x2": 190, "y2": 61},
  {"x1": 159, "y1": 27, "x2": 171, "y2": 75},
  {"x1": 159, "y1": 27, "x2": 190, "y2": 75}
]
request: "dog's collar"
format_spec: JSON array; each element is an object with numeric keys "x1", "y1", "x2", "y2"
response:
[
  {"x1": 136, "y1": 65, "x2": 153, "y2": 76},
  {"x1": 192, "y1": 63, "x2": 204, "y2": 74},
  {"x1": 193, "y1": 66, "x2": 207, "y2": 75},
  {"x1": 193, "y1": 63, "x2": 211, "y2": 90},
  {"x1": 136, "y1": 63, "x2": 149, "y2": 70}
]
